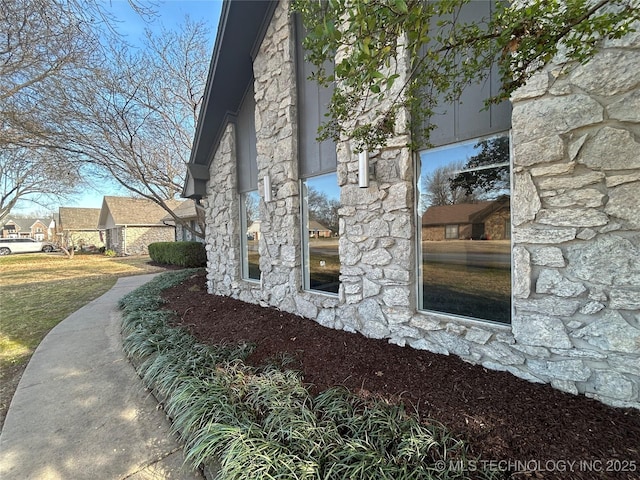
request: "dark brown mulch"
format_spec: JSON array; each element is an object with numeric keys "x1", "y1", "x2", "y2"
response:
[{"x1": 162, "y1": 271, "x2": 640, "y2": 480}]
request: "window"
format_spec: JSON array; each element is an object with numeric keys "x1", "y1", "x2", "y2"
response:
[
  {"x1": 236, "y1": 82, "x2": 259, "y2": 281},
  {"x1": 445, "y1": 225, "x2": 459, "y2": 240},
  {"x1": 417, "y1": 134, "x2": 511, "y2": 324},
  {"x1": 302, "y1": 173, "x2": 340, "y2": 294},
  {"x1": 296, "y1": 14, "x2": 339, "y2": 294},
  {"x1": 240, "y1": 191, "x2": 260, "y2": 281}
]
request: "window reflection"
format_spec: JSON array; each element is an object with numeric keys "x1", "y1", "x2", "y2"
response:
[
  {"x1": 241, "y1": 190, "x2": 260, "y2": 281},
  {"x1": 302, "y1": 173, "x2": 340, "y2": 294},
  {"x1": 418, "y1": 135, "x2": 511, "y2": 324}
]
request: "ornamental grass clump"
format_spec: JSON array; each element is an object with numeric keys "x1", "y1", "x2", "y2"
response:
[{"x1": 120, "y1": 270, "x2": 498, "y2": 480}]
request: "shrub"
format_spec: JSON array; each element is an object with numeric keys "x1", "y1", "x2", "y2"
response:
[
  {"x1": 148, "y1": 241, "x2": 206, "y2": 267},
  {"x1": 120, "y1": 270, "x2": 498, "y2": 480}
]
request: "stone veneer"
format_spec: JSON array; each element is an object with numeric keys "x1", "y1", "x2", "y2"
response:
[
  {"x1": 201, "y1": 0, "x2": 639, "y2": 409},
  {"x1": 107, "y1": 226, "x2": 175, "y2": 256}
]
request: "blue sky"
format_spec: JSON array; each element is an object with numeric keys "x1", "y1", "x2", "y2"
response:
[
  {"x1": 70, "y1": 0, "x2": 222, "y2": 209},
  {"x1": 15, "y1": 1, "x2": 222, "y2": 216}
]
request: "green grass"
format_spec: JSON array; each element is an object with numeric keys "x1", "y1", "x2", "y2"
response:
[
  {"x1": 421, "y1": 261, "x2": 511, "y2": 323},
  {"x1": 0, "y1": 253, "x2": 174, "y2": 373}
]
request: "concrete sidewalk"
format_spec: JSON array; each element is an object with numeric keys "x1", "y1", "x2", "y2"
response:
[{"x1": 0, "y1": 274, "x2": 203, "y2": 480}]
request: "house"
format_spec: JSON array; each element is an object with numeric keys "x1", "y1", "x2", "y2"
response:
[
  {"x1": 1, "y1": 217, "x2": 53, "y2": 241},
  {"x1": 422, "y1": 197, "x2": 510, "y2": 241},
  {"x1": 308, "y1": 220, "x2": 332, "y2": 238},
  {"x1": 183, "y1": 0, "x2": 640, "y2": 409},
  {"x1": 57, "y1": 207, "x2": 104, "y2": 250},
  {"x1": 246, "y1": 220, "x2": 261, "y2": 241},
  {"x1": 97, "y1": 196, "x2": 180, "y2": 255},
  {"x1": 161, "y1": 199, "x2": 205, "y2": 243}
]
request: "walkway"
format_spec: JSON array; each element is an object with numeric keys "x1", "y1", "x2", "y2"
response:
[{"x1": 0, "y1": 274, "x2": 203, "y2": 480}]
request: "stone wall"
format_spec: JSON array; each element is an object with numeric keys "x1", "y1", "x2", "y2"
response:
[
  {"x1": 202, "y1": 123, "x2": 243, "y2": 297},
  {"x1": 124, "y1": 226, "x2": 175, "y2": 255},
  {"x1": 509, "y1": 31, "x2": 640, "y2": 407},
  {"x1": 67, "y1": 231, "x2": 104, "y2": 250},
  {"x1": 202, "y1": 1, "x2": 639, "y2": 409}
]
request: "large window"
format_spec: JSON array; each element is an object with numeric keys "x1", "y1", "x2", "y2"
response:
[
  {"x1": 302, "y1": 173, "x2": 340, "y2": 294},
  {"x1": 417, "y1": 134, "x2": 511, "y2": 324},
  {"x1": 236, "y1": 82, "x2": 259, "y2": 282},
  {"x1": 241, "y1": 191, "x2": 260, "y2": 281}
]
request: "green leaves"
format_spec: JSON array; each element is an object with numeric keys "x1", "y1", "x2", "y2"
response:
[
  {"x1": 291, "y1": 0, "x2": 640, "y2": 150},
  {"x1": 119, "y1": 270, "x2": 497, "y2": 479}
]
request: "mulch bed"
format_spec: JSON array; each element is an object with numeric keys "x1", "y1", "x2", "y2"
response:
[{"x1": 161, "y1": 270, "x2": 640, "y2": 479}]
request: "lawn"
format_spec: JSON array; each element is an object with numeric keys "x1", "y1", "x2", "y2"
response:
[{"x1": 0, "y1": 252, "x2": 172, "y2": 429}]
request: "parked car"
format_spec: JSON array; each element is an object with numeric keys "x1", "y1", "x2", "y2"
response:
[{"x1": 0, "y1": 238, "x2": 56, "y2": 255}]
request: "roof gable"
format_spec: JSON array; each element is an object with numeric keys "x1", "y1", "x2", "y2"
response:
[
  {"x1": 2, "y1": 217, "x2": 47, "y2": 231},
  {"x1": 59, "y1": 208, "x2": 101, "y2": 230},
  {"x1": 98, "y1": 196, "x2": 184, "y2": 227}
]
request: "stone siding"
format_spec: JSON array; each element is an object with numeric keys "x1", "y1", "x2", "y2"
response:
[
  {"x1": 202, "y1": 123, "x2": 242, "y2": 297},
  {"x1": 106, "y1": 226, "x2": 175, "y2": 255},
  {"x1": 66, "y1": 231, "x2": 104, "y2": 250},
  {"x1": 508, "y1": 31, "x2": 640, "y2": 407},
  {"x1": 124, "y1": 226, "x2": 175, "y2": 255},
  {"x1": 201, "y1": 2, "x2": 639, "y2": 409}
]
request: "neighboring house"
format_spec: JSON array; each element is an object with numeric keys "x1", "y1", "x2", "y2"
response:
[
  {"x1": 97, "y1": 196, "x2": 180, "y2": 255},
  {"x1": 308, "y1": 220, "x2": 332, "y2": 238},
  {"x1": 57, "y1": 207, "x2": 104, "y2": 250},
  {"x1": 161, "y1": 199, "x2": 205, "y2": 243},
  {"x1": 422, "y1": 198, "x2": 511, "y2": 241},
  {"x1": 247, "y1": 220, "x2": 261, "y2": 241},
  {"x1": 183, "y1": 0, "x2": 640, "y2": 409},
  {"x1": 1, "y1": 217, "x2": 53, "y2": 241}
]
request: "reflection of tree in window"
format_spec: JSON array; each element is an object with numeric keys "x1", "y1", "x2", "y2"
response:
[
  {"x1": 307, "y1": 187, "x2": 339, "y2": 234},
  {"x1": 449, "y1": 136, "x2": 510, "y2": 200},
  {"x1": 420, "y1": 161, "x2": 471, "y2": 210},
  {"x1": 245, "y1": 193, "x2": 259, "y2": 225},
  {"x1": 419, "y1": 134, "x2": 511, "y2": 324}
]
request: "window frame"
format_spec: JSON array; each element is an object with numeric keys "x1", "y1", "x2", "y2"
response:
[
  {"x1": 416, "y1": 131, "x2": 513, "y2": 325},
  {"x1": 240, "y1": 190, "x2": 261, "y2": 282},
  {"x1": 444, "y1": 224, "x2": 459, "y2": 240},
  {"x1": 300, "y1": 172, "x2": 340, "y2": 295}
]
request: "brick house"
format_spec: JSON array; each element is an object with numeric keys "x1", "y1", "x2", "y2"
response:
[
  {"x1": 97, "y1": 196, "x2": 180, "y2": 255},
  {"x1": 421, "y1": 197, "x2": 511, "y2": 241},
  {"x1": 1, "y1": 217, "x2": 53, "y2": 241},
  {"x1": 183, "y1": 0, "x2": 640, "y2": 409}
]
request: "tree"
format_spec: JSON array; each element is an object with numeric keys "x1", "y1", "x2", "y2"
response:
[
  {"x1": 419, "y1": 161, "x2": 470, "y2": 211},
  {"x1": 0, "y1": 147, "x2": 80, "y2": 223},
  {"x1": 449, "y1": 136, "x2": 510, "y2": 198},
  {"x1": 308, "y1": 187, "x2": 340, "y2": 234},
  {"x1": 44, "y1": 18, "x2": 211, "y2": 238},
  {"x1": 1, "y1": 0, "x2": 208, "y2": 238},
  {"x1": 0, "y1": 0, "x2": 99, "y2": 215},
  {"x1": 0, "y1": 0, "x2": 155, "y2": 217},
  {"x1": 292, "y1": 0, "x2": 639, "y2": 150}
]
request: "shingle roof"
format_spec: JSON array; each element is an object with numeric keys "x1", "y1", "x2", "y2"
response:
[
  {"x1": 98, "y1": 196, "x2": 184, "y2": 227},
  {"x1": 308, "y1": 220, "x2": 331, "y2": 232},
  {"x1": 2, "y1": 217, "x2": 45, "y2": 231},
  {"x1": 161, "y1": 199, "x2": 198, "y2": 221},
  {"x1": 58, "y1": 208, "x2": 101, "y2": 230},
  {"x1": 421, "y1": 201, "x2": 495, "y2": 226}
]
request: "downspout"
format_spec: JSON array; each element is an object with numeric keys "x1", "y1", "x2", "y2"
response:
[{"x1": 123, "y1": 225, "x2": 127, "y2": 255}]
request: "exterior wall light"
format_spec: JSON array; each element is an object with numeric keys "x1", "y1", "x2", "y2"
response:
[
  {"x1": 263, "y1": 174, "x2": 272, "y2": 202},
  {"x1": 358, "y1": 150, "x2": 370, "y2": 188}
]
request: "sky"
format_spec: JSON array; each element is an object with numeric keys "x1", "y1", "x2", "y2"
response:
[{"x1": 14, "y1": 0, "x2": 222, "y2": 216}]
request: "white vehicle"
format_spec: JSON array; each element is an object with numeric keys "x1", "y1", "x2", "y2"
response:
[{"x1": 0, "y1": 238, "x2": 55, "y2": 255}]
